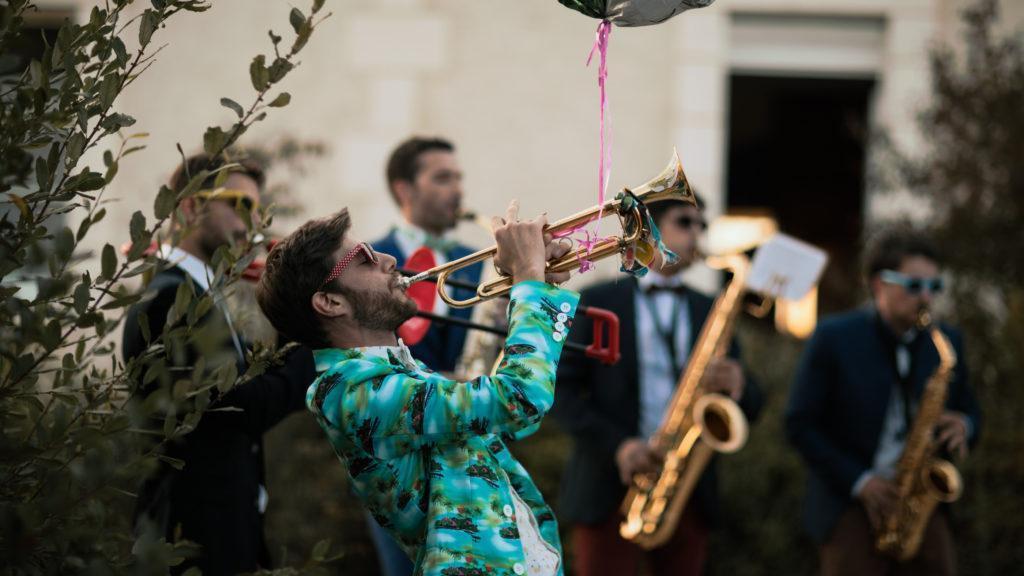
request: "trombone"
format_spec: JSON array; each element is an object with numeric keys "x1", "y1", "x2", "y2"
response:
[{"x1": 399, "y1": 150, "x2": 696, "y2": 308}]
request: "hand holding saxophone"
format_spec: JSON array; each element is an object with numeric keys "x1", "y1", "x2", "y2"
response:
[
  {"x1": 615, "y1": 438, "x2": 664, "y2": 486},
  {"x1": 703, "y1": 358, "x2": 746, "y2": 401},
  {"x1": 858, "y1": 476, "x2": 898, "y2": 530},
  {"x1": 935, "y1": 410, "x2": 970, "y2": 459}
]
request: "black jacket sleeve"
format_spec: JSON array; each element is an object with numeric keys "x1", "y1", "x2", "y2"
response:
[
  {"x1": 552, "y1": 300, "x2": 633, "y2": 463},
  {"x1": 785, "y1": 325, "x2": 867, "y2": 497},
  {"x1": 123, "y1": 271, "x2": 315, "y2": 437}
]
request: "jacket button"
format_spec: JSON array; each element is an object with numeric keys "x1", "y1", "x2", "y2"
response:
[
  {"x1": 513, "y1": 563, "x2": 525, "y2": 575},
  {"x1": 503, "y1": 504, "x2": 514, "y2": 517},
  {"x1": 559, "y1": 302, "x2": 571, "y2": 313},
  {"x1": 552, "y1": 332, "x2": 563, "y2": 342},
  {"x1": 557, "y1": 313, "x2": 568, "y2": 323}
]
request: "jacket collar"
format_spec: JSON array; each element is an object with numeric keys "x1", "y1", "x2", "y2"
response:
[{"x1": 393, "y1": 222, "x2": 457, "y2": 256}]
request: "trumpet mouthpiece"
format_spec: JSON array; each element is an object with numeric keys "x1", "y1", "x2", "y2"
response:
[
  {"x1": 399, "y1": 271, "x2": 431, "y2": 290},
  {"x1": 917, "y1": 308, "x2": 932, "y2": 329}
]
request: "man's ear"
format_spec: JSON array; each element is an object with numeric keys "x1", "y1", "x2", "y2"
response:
[
  {"x1": 311, "y1": 291, "x2": 351, "y2": 319},
  {"x1": 869, "y1": 275, "x2": 882, "y2": 300},
  {"x1": 180, "y1": 197, "x2": 200, "y2": 223},
  {"x1": 392, "y1": 180, "x2": 414, "y2": 208}
]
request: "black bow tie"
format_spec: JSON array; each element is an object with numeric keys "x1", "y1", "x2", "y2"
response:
[{"x1": 644, "y1": 283, "x2": 686, "y2": 295}]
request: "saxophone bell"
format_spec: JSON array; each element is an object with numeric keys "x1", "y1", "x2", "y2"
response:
[
  {"x1": 922, "y1": 458, "x2": 963, "y2": 503},
  {"x1": 693, "y1": 393, "x2": 749, "y2": 454}
]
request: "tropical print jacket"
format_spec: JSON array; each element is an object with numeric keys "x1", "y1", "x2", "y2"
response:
[{"x1": 308, "y1": 281, "x2": 580, "y2": 576}]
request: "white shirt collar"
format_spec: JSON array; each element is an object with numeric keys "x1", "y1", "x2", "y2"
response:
[
  {"x1": 393, "y1": 222, "x2": 453, "y2": 256},
  {"x1": 158, "y1": 244, "x2": 214, "y2": 292},
  {"x1": 637, "y1": 269, "x2": 685, "y2": 292},
  {"x1": 354, "y1": 339, "x2": 419, "y2": 370}
]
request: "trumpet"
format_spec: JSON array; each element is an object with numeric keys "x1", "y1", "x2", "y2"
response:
[
  {"x1": 399, "y1": 150, "x2": 696, "y2": 308},
  {"x1": 400, "y1": 271, "x2": 622, "y2": 366}
]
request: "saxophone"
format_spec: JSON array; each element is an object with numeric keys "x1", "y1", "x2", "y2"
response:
[
  {"x1": 875, "y1": 312, "x2": 963, "y2": 561},
  {"x1": 619, "y1": 253, "x2": 751, "y2": 549}
]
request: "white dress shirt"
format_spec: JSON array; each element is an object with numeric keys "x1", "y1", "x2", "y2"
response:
[
  {"x1": 392, "y1": 223, "x2": 456, "y2": 317},
  {"x1": 157, "y1": 245, "x2": 244, "y2": 361},
  {"x1": 634, "y1": 271, "x2": 691, "y2": 439},
  {"x1": 852, "y1": 329, "x2": 917, "y2": 495}
]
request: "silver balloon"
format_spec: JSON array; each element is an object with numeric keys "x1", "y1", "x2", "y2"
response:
[{"x1": 604, "y1": 0, "x2": 714, "y2": 27}]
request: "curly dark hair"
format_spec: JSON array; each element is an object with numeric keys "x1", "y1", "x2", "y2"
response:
[
  {"x1": 257, "y1": 210, "x2": 351, "y2": 348},
  {"x1": 169, "y1": 152, "x2": 266, "y2": 193},
  {"x1": 863, "y1": 227, "x2": 941, "y2": 281}
]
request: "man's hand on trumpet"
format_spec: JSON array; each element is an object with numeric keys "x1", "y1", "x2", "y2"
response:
[{"x1": 492, "y1": 200, "x2": 572, "y2": 287}]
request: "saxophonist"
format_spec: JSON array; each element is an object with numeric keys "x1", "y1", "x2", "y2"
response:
[
  {"x1": 551, "y1": 195, "x2": 763, "y2": 576},
  {"x1": 786, "y1": 229, "x2": 981, "y2": 576}
]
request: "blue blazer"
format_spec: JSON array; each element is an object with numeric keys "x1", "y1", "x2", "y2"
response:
[
  {"x1": 785, "y1": 307, "x2": 981, "y2": 543},
  {"x1": 372, "y1": 229, "x2": 483, "y2": 372}
]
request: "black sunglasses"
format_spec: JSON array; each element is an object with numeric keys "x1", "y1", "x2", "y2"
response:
[{"x1": 675, "y1": 215, "x2": 708, "y2": 231}]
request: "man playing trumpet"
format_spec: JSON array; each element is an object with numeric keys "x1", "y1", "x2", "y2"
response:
[{"x1": 257, "y1": 202, "x2": 577, "y2": 576}]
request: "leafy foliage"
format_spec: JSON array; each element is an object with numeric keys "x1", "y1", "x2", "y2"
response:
[{"x1": 0, "y1": 0, "x2": 337, "y2": 571}]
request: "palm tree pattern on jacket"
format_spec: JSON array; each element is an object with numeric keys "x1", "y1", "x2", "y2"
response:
[{"x1": 307, "y1": 281, "x2": 579, "y2": 576}]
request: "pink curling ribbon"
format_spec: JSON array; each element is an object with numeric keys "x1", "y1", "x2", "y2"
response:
[
  {"x1": 557, "y1": 19, "x2": 614, "y2": 273},
  {"x1": 588, "y1": 18, "x2": 613, "y2": 216}
]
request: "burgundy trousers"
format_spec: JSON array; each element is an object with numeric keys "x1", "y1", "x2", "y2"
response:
[
  {"x1": 820, "y1": 506, "x2": 956, "y2": 576},
  {"x1": 570, "y1": 508, "x2": 708, "y2": 576}
]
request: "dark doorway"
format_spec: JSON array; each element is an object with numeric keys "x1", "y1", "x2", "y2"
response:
[{"x1": 726, "y1": 74, "x2": 876, "y2": 313}]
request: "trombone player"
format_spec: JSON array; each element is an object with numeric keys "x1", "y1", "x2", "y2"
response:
[
  {"x1": 551, "y1": 195, "x2": 763, "y2": 576},
  {"x1": 785, "y1": 229, "x2": 981, "y2": 576}
]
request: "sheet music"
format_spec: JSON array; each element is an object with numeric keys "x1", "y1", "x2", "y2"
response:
[{"x1": 746, "y1": 233, "x2": 828, "y2": 301}]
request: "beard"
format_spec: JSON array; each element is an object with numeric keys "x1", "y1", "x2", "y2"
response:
[
  {"x1": 339, "y1": 282, "x2": 418, "y2": 332},
  {"x1": 197, "y1": 221, "x2": 246, "y2": 262}
]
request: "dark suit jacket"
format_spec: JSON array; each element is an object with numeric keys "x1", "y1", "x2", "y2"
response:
[
  {"x1": 551, "y1": 278, "x2": 763, "y2": 528},
  {"x1": 371, "y1": 229, "x2": 482, "y2": 372},
  {"x1": 784, "y1": 307, "x2": 981, "y2": 544},
  {"x1": 123, "y1": 264, "x2": 315, "y2": 575}
]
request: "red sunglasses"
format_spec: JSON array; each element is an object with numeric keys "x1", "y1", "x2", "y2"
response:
[{"x1": 321, "y1": 242, "x2": 379, "y2": 289}]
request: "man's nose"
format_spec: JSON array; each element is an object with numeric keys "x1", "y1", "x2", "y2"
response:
[{"x1": 382, "y1": 253, "x2": 397, "y2": 272}]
